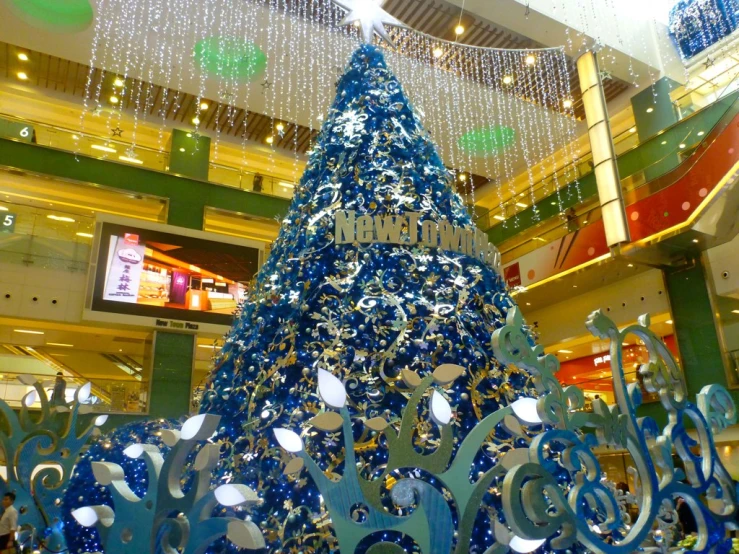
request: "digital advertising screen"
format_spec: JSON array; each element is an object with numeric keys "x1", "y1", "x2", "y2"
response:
[{"x1": 89, "y1": 221, "x2": 262, "y2": 326}]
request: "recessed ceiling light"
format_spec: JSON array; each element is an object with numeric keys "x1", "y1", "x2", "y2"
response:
[
  {"x1": 503, "y1": 75, "x2": 513, "y2": 85},
  {"x1": 697, "y1": 131, "x2": 704, "y2": 136},
  {"x1": 493, "y1": 215, "x2": 505, "y2": 221},
  {"x1": 18, "y1": 52, "x2": 29, "y2": 62},
  {"x1": 14, "y1": 329, "x2": 44, "y2": 335},
  {"x1": 629, "y1": 127, "x2": 637, "y2": 133},
  {"x1": 692, "y1": 239, "x2": 699, "y2": 243},
  {"x1": 558, "y1": 349, "x2": 573, "y2": 354},
  {"x1": 661, "y1": 140, "x2": 667, "y2": 145},
  {"x1": 666, "y1": 320, "x2": 673, "y2": 325},
  {"x1": 179, "y1": 147, "x2": 186, "y2": 153},
  {"x1": 627, "y1": 263, "x2": 634, "y2": 267},
  {"x1": 17, "y1": 72, "x2": 28, "y2": 81},
  {"x1": 433, "y1": 46, "x2": 444, "y2": 58},
  {"x1": 563, "y1": 99, "x2": 573, "y2": 109},
  {"x1": 458, "y1": 173, "x2": 467, "y2": 182},
  {"x1": 76, "y1": 232, "x2": 94, "y2": 238},
  {"x1": 113, "y1": 78, "x2": 124, "y2": 87},
  {"x1": 515, "y1": 202, "x2": 527, "y2": 208},
  {"x1": 200, "y1": 102, "x2": 209, "y2": 111},
  {"x1": 91, "y1": 144, "x2": 116, "y2": 153},
  {"x1": 109, "y1": 95, "x2": 119, "y2": 105},
  {"x1": 573, "y1": 285, "x2": 578, "y2": 288},
  {"x1": 455, "y1": 24, "x2": 465, "y2": 35},
  {"x1": 679, "y1": 143, "x2": 686, "y2": 149},
  {"x1": 72, "y1": 134, "x2": 80, "y2": 140},
  {"x1": 276, "y1": 122, "x2": 285, "y2": 132},
  {"x1": 526, "y1": 302, "x2": 531, "y2": 306},
  {"x1": 265, "y1": 136, "x2": 274, "y2": 145},
  {"x1": 192, "y1": 116, "x2": 201, "y2": 125},
  {"x1": 119, "y1": 156, "x2": 143, "y2": 165},
  {"x1": 732, "y1": 310, "x2": 739, "y2": 314},
  {"x1": 47, "y1": 215, "x2": 76, "y2": 223},
  {"x1": 646, "y1": 107, "x2": 654, "y2": 113},
  {"x1": 47, "y1": 342, "x2": 74, "y2": 348},
  {"x1": 525, "y1": 54, "x2": 536, "y2": 65}
]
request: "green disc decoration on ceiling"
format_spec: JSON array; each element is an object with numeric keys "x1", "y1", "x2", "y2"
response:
[
  {"x1": 194, "y1": 37, "x2": 267, "y2": 81},
  {"x1": 458, "y1": 125, "x2": 517, "y2": 156},
  {"x1": 5, "y1": 0, "x2": 93, "y2": 32}
]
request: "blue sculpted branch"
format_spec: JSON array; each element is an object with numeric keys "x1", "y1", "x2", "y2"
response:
[{"x1": 498, "y1": 309, "x2": 738, "y2": 554}]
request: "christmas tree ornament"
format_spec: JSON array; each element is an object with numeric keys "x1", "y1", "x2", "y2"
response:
[{"x1": 331, "y1": 0, "x2": 407, "y2": 46}]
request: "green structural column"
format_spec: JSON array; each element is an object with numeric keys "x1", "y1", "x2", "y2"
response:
[
  {"x1": 664, "y1": 258, "x2": 739, "y2": 407},
  {"x1": 168, "y1": 129, "x2": 211, "y2": 181},
  {"x1": 631, "y1": 77, "x2": 680, "y2": 140},
  {"x1": 149, "y1": 331, "x2": 195, "y2": 419},
  {"x1": 631, "y1": 78, "x2": 681, "y2": 182},
  {"x1": 167, "y1": 130, "x2": 212, "y2": 229}
]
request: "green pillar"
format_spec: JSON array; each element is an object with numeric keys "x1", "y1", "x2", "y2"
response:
[
  {"x1": 631, "y1": 78, "x2": 681, "y2": 182},
  {"x1": 638, "y1": 258, "x2": 737, "y2": 426},
  {"x1": 148, "y1": 331, "x2": 195, "y2": 419},
  {"x1": 168, "y1": 129, "x2": 211, "y2": 181},
  {"x1": 166, "y1": 129, "x2": 212, "y2": 230},
  {"x1": 631, "y1": 77, "x2": 680, "y2": 140},
  {"x1": 664, "y1": 258, "x2": 739, "y2": 405}
]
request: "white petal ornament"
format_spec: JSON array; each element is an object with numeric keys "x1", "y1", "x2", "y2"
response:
[
  {"x1": 71, "y1": 506, "x2": 100, "y2": 527},
  {"x1": 273, "y1": 428, "x2": 304, "y2": 453},
  {"x1": 509, "y1": 536, "x2": 546, "y2": 553},
  {"x1": 77, "y1": 382, "x2": 92, "y2": 403},
  {"x1": 430, "y1": 391, "x2": 452, "y2": 426},
  {"x1": 94, "y1": 415, "x2": 108, "y2": 426},
  {"x1": 510, "y1": 397, "x2": 542, "y2": 425},
  {"x1": 17, "y1": 374, "x2": 37, "y2": 386},
  {"x1": 214, "y1": 484, "x2": 260, "y2": 507},
  {"x1": 72, "y1": 505, "x2": 115, "y2": 528},
  {"x1": 23, "y1": 390, "x2": 37, "y2": 408},
  {"x1": 179, "y1": 413, "x2": 220, "y2": 441},
  {"x1": 317, "y1": 369, "x2": 347, "y2": 409}
]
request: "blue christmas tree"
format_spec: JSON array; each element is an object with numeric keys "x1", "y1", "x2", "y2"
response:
[{"x1": 199, "y1": 44, "x2": 543, "y2": 553}]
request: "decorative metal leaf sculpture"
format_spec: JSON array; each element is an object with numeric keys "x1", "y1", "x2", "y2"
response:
[
  {"x1": 271, "y1": 308, "x2": 737, "y2": 554},
  {"x1": 0, "y1": 375, "x2": 107, "y2": 550},
  {"x1": 72, "y1": 414, "x2": 265, "y2": 553}
]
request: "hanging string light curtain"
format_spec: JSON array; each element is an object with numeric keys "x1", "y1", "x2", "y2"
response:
[{"x1": 83, "y1": 0, "x2": 581, "y2": 219}]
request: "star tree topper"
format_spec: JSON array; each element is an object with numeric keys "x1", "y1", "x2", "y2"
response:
[{"x1": 332, "y1": 0, "x2": 407, "y2": 46}]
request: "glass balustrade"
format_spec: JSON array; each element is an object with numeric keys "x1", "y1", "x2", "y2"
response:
[
  {"x1": 0, "y1": 112, "x2": 298, "y2": 200},
  {"x1": 0, "y1": 201, "x2": 94, "y2": 272},
  {"x1": 0, "y1": 372, "x2": 149, "y2": 414},
  {"x1": 476, "y1": 67, "x2": 739, "y2": 232}
]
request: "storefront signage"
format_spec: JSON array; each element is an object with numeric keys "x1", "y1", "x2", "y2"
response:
[
  {"x1": 102, "y1": 235, "x2": 146, "y2": 303},
  {"x1": 1, "y1": 213, "x2": 17, "y2": 234},
  {"x1": 155, "y1": 319, "x2": 200, "y2": 331},
  {"x1": 335, "y1": 210, "x2": 502, "y2": 272}
]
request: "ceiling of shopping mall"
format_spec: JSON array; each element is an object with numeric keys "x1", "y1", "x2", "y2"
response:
[{"x1": 0, "y1": 0, "x2": 635, "y2": 186}]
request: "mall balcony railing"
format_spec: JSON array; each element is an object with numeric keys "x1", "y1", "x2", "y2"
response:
[
  {"x1": 0, "y1": 113, "x2": 298, "y2": 200},
  {"x1": 496, "y1": 87, "x2": 739, "y2": 263},
  {"x1": 475, "y1": 66, "x2": 739, "y2": 236},
  {"x1": 0, "y1": 201, "x2": 94, "y2": 273},
  {"x1": 0, "y1": 372, "x2": 148, "y2": 414}
]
